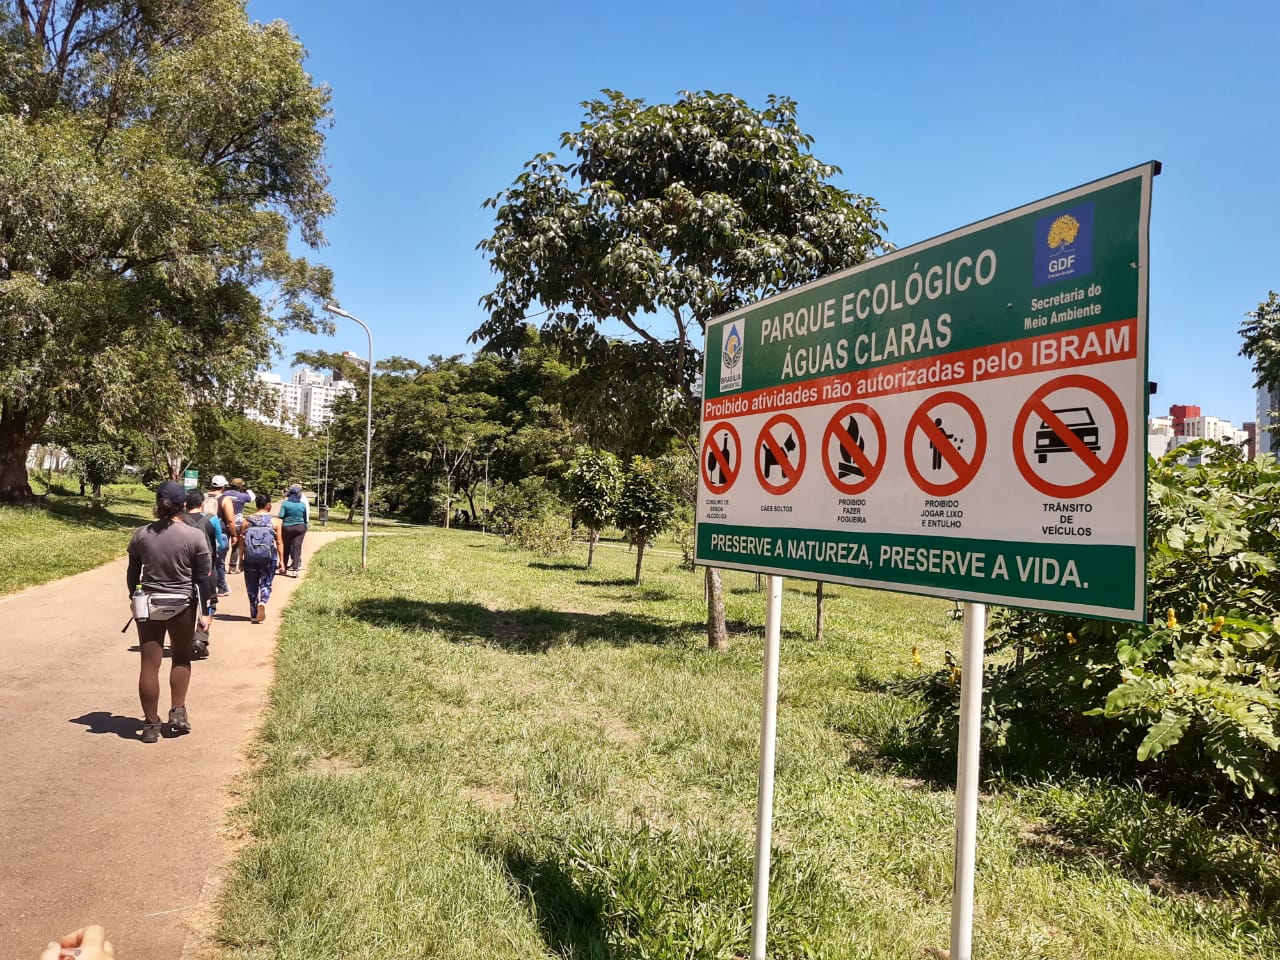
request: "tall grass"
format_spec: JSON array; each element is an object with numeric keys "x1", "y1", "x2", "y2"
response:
[{"x1": 215, "y1": 528, "x2": 1279, "y2": 959}]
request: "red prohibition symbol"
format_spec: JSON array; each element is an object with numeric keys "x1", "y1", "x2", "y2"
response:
[
  {"x1": 1013, "y1": 374, "x2": 1128, "y2": 499},
  {"x1": 822, "y1": 402, "x2": 886, "y2": 495},
  {"x1": 754, "y1": 413, "x2": 806, "y2": 496},
  {"x1": 904, "y1": 391, "x2": 987, "y2": 497},
  {"x1": 700, "y1": 421, "x2": 742, "y2": 495}
]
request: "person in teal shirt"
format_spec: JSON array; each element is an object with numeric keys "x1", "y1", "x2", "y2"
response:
[{"x1": 277, "y1": 484, "x2": 309, "y2": 576}]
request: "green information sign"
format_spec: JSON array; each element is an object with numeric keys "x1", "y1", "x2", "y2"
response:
[
  {"x1": 695, "y1": 164, "x2": 1155, "y2": 621},
  {"x1": 182, "y1": 469, "x2": 199, "y2": 490}
]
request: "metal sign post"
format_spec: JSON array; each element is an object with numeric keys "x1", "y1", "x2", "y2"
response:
[
  {"x1": 749, "y1": 574, "x2": 783, "y2": 960},
  {"x1": 950, "y1": 601, "x2": 987, "y2": 960}
]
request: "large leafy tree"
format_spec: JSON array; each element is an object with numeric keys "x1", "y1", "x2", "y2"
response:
[
  {"x1": 475, "y1": 89, "x2": 888, "y2": 647},
  {"x1": 0, "y1": 0, "x2": 334, "y2": 500}
]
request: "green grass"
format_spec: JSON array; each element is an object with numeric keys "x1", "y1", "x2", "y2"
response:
[
  {"x1": 216, "y1": 528, "x2": 1279, "y2": 959},
  {"x1": 0, "y1": 481, "x2": 153, "y2": 595}
]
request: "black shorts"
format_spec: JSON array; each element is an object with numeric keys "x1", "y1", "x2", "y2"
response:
[{"x1": 136, "y1": 604, "x2": 197, "y2": 664}]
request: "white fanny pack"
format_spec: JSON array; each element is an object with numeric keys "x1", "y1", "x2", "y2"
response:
[{"x1": 143, "y1": 592, "x2": 192, "y2": 622}]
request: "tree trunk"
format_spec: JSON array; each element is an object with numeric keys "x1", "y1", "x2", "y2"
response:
[
  {"x1": 634, "y1": 534, "x2": 646, "y2": 584},
  {"x1": 815, "y1": 581, "x2": 825, "y2": 642},
  {"x1": 0, "y1": 407, "x2": 39, "y2": 502},
  {"x1": 587, "y1": 529, "x2": 597, "y2": 569},
  {"x1": 346, "y1": 481, "x2": 359, "y2": 523},
  {"x1": 706, "y1": 567, "x2": 728, "y2": 651},
  {"x1": 444, "y1": 490, "x2": 452, "y2": 529}
]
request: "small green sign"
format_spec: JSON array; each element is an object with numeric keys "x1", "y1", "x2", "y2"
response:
[{"x1": 182, "y1": 469, "x2": 199, "y2": 490}]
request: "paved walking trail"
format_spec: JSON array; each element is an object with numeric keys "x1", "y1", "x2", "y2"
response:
[{"x1": 0, "y1": 533, "x2": 350, "y2": 960}]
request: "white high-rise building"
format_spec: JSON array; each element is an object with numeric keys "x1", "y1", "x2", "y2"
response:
[
  {"x1": 1257, "y1": 384, "x2": 1280, "y2": 456},
  {"x1": 251, "y1": 367, "x2": 354, "y2": 435}
]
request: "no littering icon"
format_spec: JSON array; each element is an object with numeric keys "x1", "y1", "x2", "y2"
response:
[{"x1": 904, "y1": 391, "x2": 987, "y2": 497}]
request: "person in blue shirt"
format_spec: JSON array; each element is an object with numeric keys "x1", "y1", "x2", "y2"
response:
[{"x1": 277, "y1": 484, "x2": 309, "y2": 576}]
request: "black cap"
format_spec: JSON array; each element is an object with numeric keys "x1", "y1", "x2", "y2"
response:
[{"x1": 157, "y1": 481, "x2": 187, "y2": 505}]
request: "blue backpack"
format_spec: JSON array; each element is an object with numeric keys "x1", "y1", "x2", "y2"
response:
[{"x1": 243, "y1": 515, "x2": 276, "y2": 564}]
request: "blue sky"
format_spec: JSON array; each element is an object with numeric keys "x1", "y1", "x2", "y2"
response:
[{"x1": 249, "y1": 0, "x2": 1277, "y2": 427}]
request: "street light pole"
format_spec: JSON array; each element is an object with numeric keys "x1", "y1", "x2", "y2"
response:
[{"x1": 323, "y1": 303, "x2": 373, "y2": 570}]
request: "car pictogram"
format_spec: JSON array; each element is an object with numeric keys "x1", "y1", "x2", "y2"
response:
[{"x1": 1034, "y1": 406, "x2": 1100, "y2": 463}]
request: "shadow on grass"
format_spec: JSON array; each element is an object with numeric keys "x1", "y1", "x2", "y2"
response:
[
  {"x1": 37, "y1": 498, "x2": 149, "y2": 531},
  {"x1": 499, "y1": 848, "x2": 609, "y2": 959},
  {"x1": 346, "y1": 597, "x2": 700, "y2": 652},
  {"x1": 529, "y1": 560, "x2": 586, "y2": 572}
]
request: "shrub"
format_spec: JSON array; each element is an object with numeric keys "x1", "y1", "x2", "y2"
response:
[
  {"x1": 913, "y1": 442, "x2": 1280, "y2": 803},
  {"x1": 504, "y1": 515, "x2": 573, "y2": 556},
  {"x1": 488, "y1": 476, "x2": 562, "y2": 535}
]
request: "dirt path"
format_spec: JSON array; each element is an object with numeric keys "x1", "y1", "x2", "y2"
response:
[{"x1": 0, "y1": 532, "x2": 351, "y2": 960}]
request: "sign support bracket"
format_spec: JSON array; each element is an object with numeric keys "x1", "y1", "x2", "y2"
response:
[
  {"x1": 950, "y1": 601, "x2": 986, "y2": 960},
  {"x1": 749, "y1": 574, "x2": 783, "y2": 960}
]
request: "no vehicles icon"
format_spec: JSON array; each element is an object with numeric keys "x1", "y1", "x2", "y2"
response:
[
  {"x1": 754, "y1": 413, "x2": 806, "y2": 496},
  {"x1": 1014, "y1": 374, "x2": 1128, "y2": 498},
  {"x1": 822, "y1": 402, "x2": 886, "y2": 495},
  {"x1": 904, "y1": 391, "x2": 987, "y2": 497},
  {"x1": 701, "y1": 421, "x2": 742, "y2": 495}
]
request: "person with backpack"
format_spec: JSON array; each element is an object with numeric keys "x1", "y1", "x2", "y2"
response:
[
  {"x1": 182, "y1": 489, "x2": 221, "y2": 658},
  {"x1": 242, "y1": 492, "x2": 285, "y2": 623},
  {"x1": 203, "y1": 475, "x2": 231, "y2": 595}
]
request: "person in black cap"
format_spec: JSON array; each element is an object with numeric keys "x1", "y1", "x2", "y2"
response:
[{"x1": 125, "y1": 481, "x2": 214, "y2": 743}]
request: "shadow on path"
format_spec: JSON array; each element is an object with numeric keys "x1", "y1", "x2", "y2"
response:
[{"x1": 69, "y1": 711, "x2": 141, "y2": 741}]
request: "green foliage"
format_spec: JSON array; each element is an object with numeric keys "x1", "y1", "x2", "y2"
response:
[
  {"x1": 503, "y1": 515, "x2": 573, "y2": 557},
  {"x1": 914, "y1": 442, "x2": 1280, "y2": 802},
  {"x1": 1240, "y1": 291, "x2": 1280, "y2": 394},
  {"x1": 614, "y1": 457, "x2": 676, "y2": 546},
  {"x1": 69, "y1": 441, "x2": 126, "y2": 496},
  {"x1": 475, "y1": 88, "x2": 887, "y2": 415},
  {"x1": 488, "y1": 476, "x2": 562, "y2": 534},
  {"x1": 0, "y1": 0, "x2": 334, "y2": 498},
  {"x1": 193, "y1": 414, "x2": 319, "y2": 496},
  {"x1": 565, "y1": 448, "x2": 622, "y2": 533}
]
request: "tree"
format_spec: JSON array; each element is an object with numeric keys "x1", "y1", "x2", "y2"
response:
[
  {"x1": 0, "y1": 0, "x2": 334, "y2": 501},
  {"x1": 1240, "y1": 292, "x2": 1280, "y2": 431},
  {"x1": 69, "y1": 440, "x2": 125, "y2": 504},
  {"x1": 475, "y1": 89, "x2": 887, "y2": 647},
  {"x1": 566, "y1": 449, "x2": 622, "y2": 568},
  {"x1": 614, "y1": 456, "x2": 676, "y2": 585}
]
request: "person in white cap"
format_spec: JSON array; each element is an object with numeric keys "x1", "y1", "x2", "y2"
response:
[{"x1": 202, "y1": 475, "x2": 231, "y2": 595}]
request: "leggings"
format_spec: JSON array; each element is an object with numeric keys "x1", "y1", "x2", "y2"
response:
[
  {"x1": 282, "y1": 523, "x2": 307, "y2": 571},
  {"x1": 244, "y1": 559, "x2": 277, "y2": 616}
]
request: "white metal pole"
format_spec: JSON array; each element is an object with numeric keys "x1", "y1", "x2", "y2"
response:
[
  {"x1": 950, "y1": 601, "x2": 987, "y2": 960},
  {"x1": 750, "y1": 574, "x2": 784, "y2": 960},
  {"x1": 323, "y1": 303, "x2": 373, "y2": 569}
]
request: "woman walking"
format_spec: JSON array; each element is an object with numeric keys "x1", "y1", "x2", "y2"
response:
[
  {"x1": 242, "y1": 492, "x2": 286, "y2": 623},
  {"x1": 126, "y1": 481, "x2": 213, "y2": 743},
  {"x1": 278, "y1": 483, "x2": 309, "y2": 576}
]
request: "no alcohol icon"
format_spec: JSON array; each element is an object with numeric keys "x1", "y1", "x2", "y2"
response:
[{"x1": 701, "y1": 421, "x2": 742, "y2": 495}]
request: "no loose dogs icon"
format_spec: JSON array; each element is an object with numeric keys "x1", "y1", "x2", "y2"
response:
[
  {"x1": 822, "y1": 402, "x2": 886, "y2": 495},
  {"x1": 1013, "y1": 373, "x2": 1128, "y2": 499},
  {"x1": 701, "y1": 421, "x2": 742, "y2": 495},
  {"x1": 755, "y1": 413, "x2": 806, "y2": 495},
  {"x1": 904, "y1": 391, "x2": 988, "y2": 497}
]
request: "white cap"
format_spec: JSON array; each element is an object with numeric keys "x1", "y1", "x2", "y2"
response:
[{"x1": 211, "y1": 474, "x2": 227, "y2": 487}]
